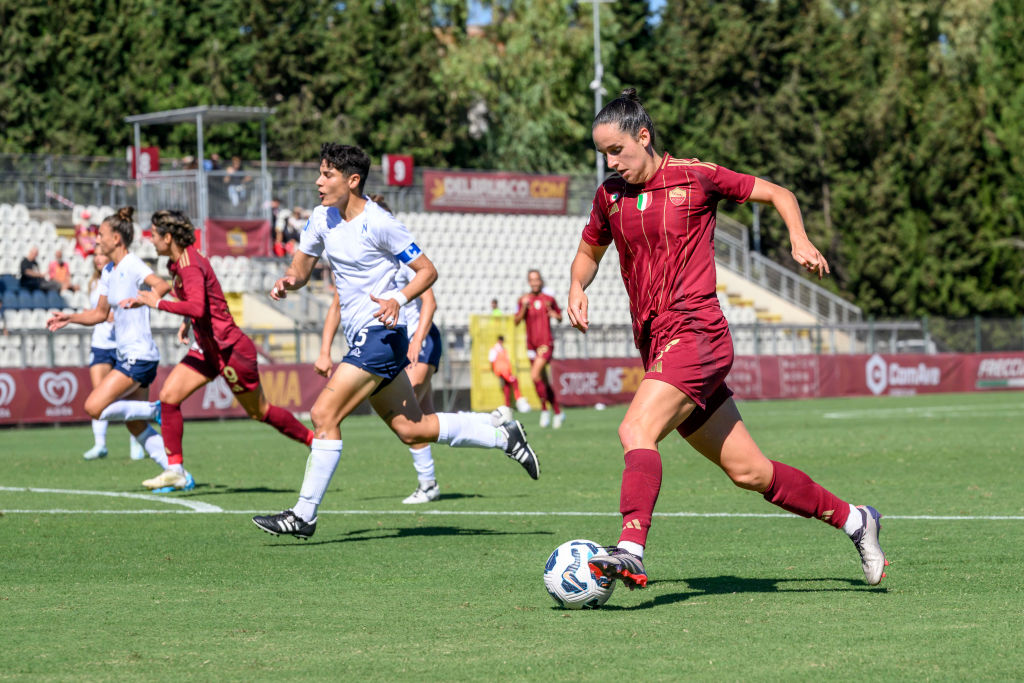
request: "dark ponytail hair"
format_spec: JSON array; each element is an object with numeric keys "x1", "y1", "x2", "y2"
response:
[
  {"x1": 593, "y1": 87, "x2": 657, "y2": 148},
  {"x1": 104, "y1": 206, "x2": 136, "y2": 249},
  {"x1": 151, "y1": 209, "x2": 197, "y2": 247}
]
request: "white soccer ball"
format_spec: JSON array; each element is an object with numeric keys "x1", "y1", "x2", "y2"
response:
[{"x1": 543, "y1": 539, "x2": 615, "y2": 609}]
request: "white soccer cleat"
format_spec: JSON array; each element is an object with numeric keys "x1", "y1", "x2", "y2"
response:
[
  {"x1": 402, "y1": 481, "x2": 441, "y2": 504},
  {"x1": 850, "y1": 505, "x2": 888, "y2": 585},
  {"x1": 515, "y1": 396, "x2": 532, "y2": 413},
  {"x1": 142, "y1": 469, "x2": 189, "y2": 491},
  {"x1": 83, "y1": 444, "x2": 108, "y2": 460},
  {"x1": 538, "y1": 409, "x2": 552, "y2": 428},
  {"x1": 490, "y1": 405, "x2": 513, "y2": 427},
  {"x1": 552, "y1": 411, "x2": 565, "y2": 429}
]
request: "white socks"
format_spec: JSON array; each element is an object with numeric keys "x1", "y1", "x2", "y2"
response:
[
  {"x1": 99, "y1": 400, "x2": 159, "y2": 422},
  {"x1": 618, "y1": 541, "x2": 644, "y2": 558},
  {"x1": 842, "y1": 504, "x2": 863, "y2": 537},
  {"x1": 436, "y1": 412, "x2": 506, "y2": 449},
  {"x1": 136, "y1": 425, "x2": 169, "y2": 469},
  {"x1": 294, "y1": 439, "x2": 342, "y2": 522},
  {"x1": 410, "y1": 445, "x2": 436, "y2": 484},
  {"x1": 91, "y1": 419, "x2": 108, "y2": 447}
]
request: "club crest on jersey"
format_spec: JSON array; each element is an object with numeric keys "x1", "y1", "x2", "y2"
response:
[
  {"x1": 669, "y1": 188, "x2": 687, "y2": 206},
  {"x1": 636, "y1": 193, "x2": 651, "y2": 211}
]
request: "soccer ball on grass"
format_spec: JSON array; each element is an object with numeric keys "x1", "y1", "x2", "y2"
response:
[{"x1": 543, "y1": 539, "x2": 615, "y2": 609}]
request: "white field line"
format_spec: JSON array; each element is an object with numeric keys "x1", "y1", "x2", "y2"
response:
[
  {"x1": 0, "y1": 486, "x2": 222, "y2": 513},
  {"x1": 822, "y1": 404, "x2": 1024, "y2": 419}
]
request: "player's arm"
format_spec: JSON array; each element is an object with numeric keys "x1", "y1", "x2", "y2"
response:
[
  {"x1": 370, "y1": 253, "x2": 437, "y2": 329},
  {"x1": 315, "y1": 290, "x2": 341, "y2": 377},
  {"x1": 270, "y1": 251, "x2": 318, "y2": 300},
  {"x1": 46, "y1": 295, "x2": 110, "y2": 330},
  {"x1": 748, "y1": 177, "x2": 828, "y2": 279},
  {"x1": 514, "y1": 296, "x2": 528, "y2": 325},
  {"x1": 568, "y1": 239, "x2": 609, "y2": 334},
  {"x1": 152, "y1": 268, "x2": 206, "y2": 317}
]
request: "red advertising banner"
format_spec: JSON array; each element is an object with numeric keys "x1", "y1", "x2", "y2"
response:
[
  {"x1": 422, "y1": 170, "x2": 569, "y2": 214},
  {"x1": 550, "y1": 353, "x2": 1024, "y2": 406},
  {"x1": 0, "y1": 364, "x2": 326, "y2": 426},
  {"x1": 128, "y1": 146, "x2": 160, "y2": 179},
  {"x1": 383, "y1": 154, "x2": 414, "y2": 186},
  {"x1": 204, "y1": 218, "x2": 271, "y2": 257}
]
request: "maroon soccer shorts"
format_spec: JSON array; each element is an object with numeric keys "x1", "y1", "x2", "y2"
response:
[
  {"x1": 181, "y1": 334, "x2": 262, "y2": 394},
  {"x1": 526, "y1": 344, "x2": 553, "y2": 363},
  {"x1": 638, "y1": 309, "x2": 735, "y2": 437}
]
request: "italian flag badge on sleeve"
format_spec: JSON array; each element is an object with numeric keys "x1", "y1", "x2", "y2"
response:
[{"x1": 636, "y1": 192, "x2": 650, "y2": 211}]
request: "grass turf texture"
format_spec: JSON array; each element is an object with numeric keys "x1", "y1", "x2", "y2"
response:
[{"x1": 2, "y1": 391, "x2": 1023, "y2": 680}]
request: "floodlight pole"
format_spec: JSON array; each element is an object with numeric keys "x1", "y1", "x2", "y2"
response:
[{"x1": 583, "y1": 0, "x2": 614, "y2": 189}]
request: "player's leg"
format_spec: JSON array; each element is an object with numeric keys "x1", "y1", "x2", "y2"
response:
[
  {"x1": 539, "y1": 358, "x2": 564, "y2": 428},
  {"x1": 370, "y1": 372, "x2": 539, "y2": 480},
  {"x1": 253, "y1": 362, "x2": 380, "y2": 539},
  {"x1": 227, "y1": 337, "x2": 314, "y2": 446},
  {"x1": 152, "y1": 361, "x2": 211, "y2": 473},
  {"x1": 401, "y1": 361, "x2": 441, "y2": 503},
  {"x1": 589, "y1": 377, "x2": 697, "y2": 590},
  {"x1": 684, "y1": 396, "x2": 887, "y2": 585},
  {"x1": 84, "y1": 361, "x2": 113, "y2": 460},
  {"x1": 529, "y1": 353, "x2": 553, "y2": 425}
]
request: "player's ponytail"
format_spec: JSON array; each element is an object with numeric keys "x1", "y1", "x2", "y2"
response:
[
  {"x1": 593, "y1": 87, "x2": 657, "y2": 149},
  {"x1": 103, "y1": 205, "x2": 136, "y2": 249},
  {"x1": 151, "y1": 209, "x2": 197, "y2": 248}
]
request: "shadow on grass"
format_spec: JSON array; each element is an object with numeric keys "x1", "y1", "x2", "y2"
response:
[
  {"x1": 271, "y1": 525, "x2": 554, "y2": 547},
  {"x1": 595, "y1": 575, "x2": 887, "y2": 611},
  {"x1": 354, "y1": 492, "x2": 487, "y2": 503},
  {"x1": 175, "y1": 484, "x2": 296, "y2": 496}
]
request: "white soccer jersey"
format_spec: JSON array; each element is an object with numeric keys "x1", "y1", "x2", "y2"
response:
[
  {"x1": 299, "y1": 199, "x2": 421, "y2": 346},
  {"x1": 393, "y1": 263, "x2": 425, "y2": 339},
  {"x1": 88, "y1": 278, "x2": 116, "y2": 350},
  {"x1": 96, "y1": 253, "x2": 159, "y2": 362}
]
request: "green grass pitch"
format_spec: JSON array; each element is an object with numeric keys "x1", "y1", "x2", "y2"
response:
[{"x1": 3, "y1": 391, "x2": 1023, "y2": 680}]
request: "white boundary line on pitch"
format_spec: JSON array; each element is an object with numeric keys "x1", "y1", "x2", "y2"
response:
[
  {"x1": 0, "y1": 486, "x2": 222, "y2": 513},
  {"x1": 0, "y1": 505, "x2": 1022, "y2": 521}
]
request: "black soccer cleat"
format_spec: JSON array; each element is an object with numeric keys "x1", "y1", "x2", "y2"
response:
[
  {"x1": 589, "y1": 547, "x2": 648, "y2": 590},
  {"x1": 501, "y1": 419, "x2": 540, "y2": 480},
  {"x1": 252, "y1": 509, "x2": 317, "y2": 540}
]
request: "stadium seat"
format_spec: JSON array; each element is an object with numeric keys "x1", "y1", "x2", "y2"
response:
[
  {"x1": 31, "y1": 290, "x2": 47, "y2": 309},
  {"x1": 46, "y1": 290, "x2": 67, "y2": 310},
  {"x1": 17, "y1": 291, "x2": 33, "y2": 310}
]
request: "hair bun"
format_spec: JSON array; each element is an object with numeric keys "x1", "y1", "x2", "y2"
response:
[
  {"x1": 117, "y1": 206, "x2": 135, "y2": 222},
  {"x1": 620, "y1": 87, "x2": 640, "y2": 102}
]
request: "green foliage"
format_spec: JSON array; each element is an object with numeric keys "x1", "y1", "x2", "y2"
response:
[{"x1": 0, "y1": 0, "x2": 1021, "y2": 315}]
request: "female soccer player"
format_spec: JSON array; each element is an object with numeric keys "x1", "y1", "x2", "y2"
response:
[
  {"x1": 515, "y1": 269, "x2": 564, "y2": 428},
  {"x1": 46, "y1": 206, "x2": 173, "y2": 481},
  {"x1": 252, "y1": 143, "x2": 539, "y2": 539},
  {"x1": 314, "y1": 196, "x2": 461, "y2": 505},
  {"x1": 103, "y1": 209, "x2": 315, "y2": 492},
  {"x1": 569, "y1": 89, "x2": 886, "y2": 589},
  {"x1": 81, "y1": 251, "x2": 145, "y2": 461}
]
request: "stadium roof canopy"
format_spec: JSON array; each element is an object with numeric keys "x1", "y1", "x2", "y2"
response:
[{"x1": 124, "y1": 105, "x2": 276, "y2": 126}]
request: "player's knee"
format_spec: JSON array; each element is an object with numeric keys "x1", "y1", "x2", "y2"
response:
[
  {"x1": 617, "y1": 419, "x2": 652, "y2": 451},
  {"x1": 83, "y1": 398, "x2": 104, "y2": 420},
  {"x1": 392, "y1": 419, "x2": 425, "y2": 445},
  {"x1": 722, "y1": 463, "x2": 771, "y2": 491},
  {"x1": 309, "y1": 402, "x2": 339, "y2": 432}
]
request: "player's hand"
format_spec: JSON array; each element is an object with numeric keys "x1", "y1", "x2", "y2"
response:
[
  {"x1": 270, "y1": 276, "x2": 296, "y2": 300},
  {"x1": 46, "y1": 311, "x2": 70, "y2": 332},
  {"x1": 123, "y1": 289, "x2": 160, "y2": 309},
  {"x1": 177, "y1": 322, "x2": 190, "y2": 345},
  {"x1": 567, "y1": 286, "x2": 590, "y2": 333},
  {"x1": 313, "y1": 352, "x2": 333, "y2": 378},
  {"x1": 791, "y1": 238, "x2": 829, "y2": 279},
  {"x1": 407, "y1": 339, "x2": 423, "y2": 365},
  {"x1": 369, "y1": 294, "x2": 400, "y2": 329}
]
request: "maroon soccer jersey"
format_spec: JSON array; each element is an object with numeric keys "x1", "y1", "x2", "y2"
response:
[
  {"x1": 518, "y1": 292, "x2": 561, "y2": 351},
  {"x1": 582, "y1": 153, "x2": 755, "y2": 346},
  {"x1": 158, "y1": 245, "x2": 246, "y2": 356}
]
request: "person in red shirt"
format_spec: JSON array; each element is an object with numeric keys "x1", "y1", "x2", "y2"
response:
[
  {"x1": 489, "y1": 335, "x2": 530, "y2": 413},
  {"x1": 106, "y1": 209, "x2": 314, "y2": 491},
  {"x1": 514, "y1": 269, "x2": 564, "y2": 428},
  {"x1": 568, "y1": 88, "x2": 886, "y2": 592}
]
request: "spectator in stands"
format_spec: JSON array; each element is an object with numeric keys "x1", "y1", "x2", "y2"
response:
[
  {"x1": 490, "y1": 298, "x2": 503, "y2": 316},
  {"x1": 224, "y1": 155, "x2": 252, "y2": 207},
  {"x1": 274, "y1": 206, "x2": 304, "y2": 257},
  {"x1": 20, "y1": 247, "x2": 62, "y2": 292},
  {"x1": 204, "y1": 153, "x2": 222, "y2": 172},
  {"x1": 182, "y1": 156, "x2": 199, "y2": 170},
  {"x1": 489, "y1": 335, "x2": 530, "y2": 413},
  {"x1": 47, "y1": 250, "x2": 79, "y2": 293},
  {"x1": 0, "y1": 297, "x2": 7, "y2": 336},
  {"x1": 74, "y1": 211, "x2": 98, "y2": 258}
]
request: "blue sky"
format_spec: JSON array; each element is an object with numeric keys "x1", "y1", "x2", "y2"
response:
[{"x1": 468, "y1": 0, "x2": 666, "y2": 25}]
